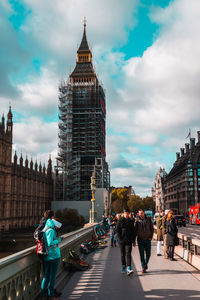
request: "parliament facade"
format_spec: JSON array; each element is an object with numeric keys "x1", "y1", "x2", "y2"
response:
[{"x1": 0, "y1": 108, "x2": 53, "y2": 231}]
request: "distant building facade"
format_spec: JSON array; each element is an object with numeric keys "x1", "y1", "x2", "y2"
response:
[
  {"x1": 0, "y1": 108, "x2": 53, "y2": 231},
  {"x1": 165, "y1": 133, "x2": 200, "y2": 215},
  {"x1": 152, "y1": 167, "x2": 167, "y2": 212}
]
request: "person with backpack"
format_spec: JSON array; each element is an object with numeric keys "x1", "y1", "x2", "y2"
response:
[
  {"x1": 40, "y1": 212, "x2": 63, "y2": 300},
  {"x1": 156, "y1": 210, "x2": 165, "y2": 256},
  {"x1": 166, "y1": 210, "x2": 178, "y2": 261}
]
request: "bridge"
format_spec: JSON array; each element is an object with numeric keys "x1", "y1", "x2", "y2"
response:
[{"x1": 1, "y1": 224, "x2": 200, "y2": 300}]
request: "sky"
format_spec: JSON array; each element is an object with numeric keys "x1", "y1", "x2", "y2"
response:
[{"x1": 1, "y1": 0, "x2": 200, "y2": 196}]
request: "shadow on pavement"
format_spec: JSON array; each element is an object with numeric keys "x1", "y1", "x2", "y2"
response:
[{"x1": 144, "y1": 288, "x2": 200, "y2": 299}]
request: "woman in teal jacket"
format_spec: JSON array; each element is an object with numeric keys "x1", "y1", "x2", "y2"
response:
[{"x1": 41, "y1": 218, "x2": 62, "y2": 300}]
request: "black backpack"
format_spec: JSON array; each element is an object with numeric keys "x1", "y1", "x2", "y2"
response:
[{"x1": 34, "y1": 225, "x2": 52, "y2": 256}]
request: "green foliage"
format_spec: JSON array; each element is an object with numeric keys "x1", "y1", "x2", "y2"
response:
[
  {"x1": 111, "y1": 188, "x2": 129, "y2": 213},
  {"x1": 127, "y1": 195, "x2": 142, "y2": 213},
  {"x1": 142, "y1": 196, "x2": 155, "y2": 212},
  {"x1": 55, "y1": 208, "x2": 85, "y2": 227},
  {"x1": 111, "y1": 187, "x2": 155, "y2": 214}
]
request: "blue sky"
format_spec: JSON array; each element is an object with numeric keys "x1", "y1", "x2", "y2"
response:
[{"x1": 1, "y1": 0, "x2": 200, "y2": 196}]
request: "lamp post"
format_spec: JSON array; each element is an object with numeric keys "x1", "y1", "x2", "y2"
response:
[
  {"x1": 90, "y1": 172, "x2": 97, "y2": 223},
  {"x1": 104, "y1": 196, "x2": 108, "y2": 217}
]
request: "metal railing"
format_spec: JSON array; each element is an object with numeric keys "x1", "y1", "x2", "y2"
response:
[{"x1": 0, "y1": 224, "x2": 98, "y2": 300}]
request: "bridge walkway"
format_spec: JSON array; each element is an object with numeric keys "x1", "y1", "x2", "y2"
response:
[{"x1": 57, "y1": 240, "x2": 200, "y2": 300}]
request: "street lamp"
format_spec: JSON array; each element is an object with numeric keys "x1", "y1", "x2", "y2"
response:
[
  {"x1": 90, "y1": 172, "x2": 97, "y2": 223},
  {"x1": 104, "y1": 196, "x2": 108, "y2": 217}
]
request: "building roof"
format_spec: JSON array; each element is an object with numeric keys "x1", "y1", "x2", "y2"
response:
[
  {"x1": 71, "y1": 62, "x2": 95, "y2": 77},
  {"x1": 166, "y1": 139, "x2": 200, "y2": 179},
  {"x1": 77, "y1": 23, "x2": 90, "y2": 53}
]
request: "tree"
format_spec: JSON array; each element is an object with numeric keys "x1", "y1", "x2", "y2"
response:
[
  {"x1": 111, "y1": 188, "x2": 129, "y2": 213},
  {"x1": 142, "y1": 196, "x2": 155, "y2": 212},
  {"x1": 127, "y1": 195, "x2": 142, "y2": 213}
]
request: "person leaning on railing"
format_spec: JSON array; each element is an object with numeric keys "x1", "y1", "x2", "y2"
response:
[{"x1": 40, "y1": 215, "x2": 63, "y2": 300}]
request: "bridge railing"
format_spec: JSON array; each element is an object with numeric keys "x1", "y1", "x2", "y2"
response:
[
  {"x1": 0, "y1": 223, "x2": 98, "y2": 300},
  {"x1": 175, "y1": 232, "x2": 200, "y2": 269},
  {"x1": 154, "y1": 226, "x2": 200, "y2": 269}
]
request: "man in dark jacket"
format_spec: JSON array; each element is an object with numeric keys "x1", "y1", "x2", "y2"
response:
[
  {"x1": 116, "y1": 208, "x2": 135, "y2": 276},
  {"x1": 135, "y1": 209, "x2": 154, "y2": 273}
]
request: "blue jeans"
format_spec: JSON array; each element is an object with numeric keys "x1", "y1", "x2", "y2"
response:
[
  {"x1": 138, "y1": 238, "x2": 151, "y2": 269},
  {"x1": 41, "y1": 258, "x2": 60, "y2": 297}
]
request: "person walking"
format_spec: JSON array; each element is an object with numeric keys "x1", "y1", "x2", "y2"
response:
[
  {"x1": 166, "y1": 210, "x2": 178, "y2": 261},
  {"x1": 116, "y1": 208, "x2": 135, "y2": 276},
  {"x1": 156, "y1": 210, "x2": 165, "y2": 256},
  {"x1": 135, "y1": 209, "x2": 154, "y2": 273},
  {"x1": 110, "y1": 216, "x2": 117, "y2": 247},
  {"x1": 162, "y1": 209, "x2": 170, "y2": 259},
  {"x1": 41, "y1": 213, "x2": 63, "y2": 300}
]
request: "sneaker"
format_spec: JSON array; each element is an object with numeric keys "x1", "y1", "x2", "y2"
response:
[
  {"x1": 127, "y1": 266, "x2": 133, "y2": 276},
  {"x1": 157, "y1": 253, "x2": 162, "y2": 256},
  {"x1": 142, "y1": 268, "x2": 147, "y2": 274},
  {"x1": 54, "y1": 289, "x2": 62, "y2": 297},
  {"x1": 121, "y1": 265, "x2": 126, "y2": 273},
  {"x1": 145, "y1": 264, "x2": 148, "y2": 270}
]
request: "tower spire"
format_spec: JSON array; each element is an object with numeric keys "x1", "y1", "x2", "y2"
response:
[{"x1": 84, "y1": 16, "x2": 86, "y2": 29}]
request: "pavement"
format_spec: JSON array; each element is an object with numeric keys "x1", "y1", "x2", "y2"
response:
[{"x1": 57, "y1": 239, "x2": 200, "y2": 300}]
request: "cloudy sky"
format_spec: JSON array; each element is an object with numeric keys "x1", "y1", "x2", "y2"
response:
[{"x1": 1, "y1": 0, "x2": 200, "y2": 196}]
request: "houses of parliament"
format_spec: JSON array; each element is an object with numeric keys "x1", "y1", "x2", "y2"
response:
[{"x1": 0, "y1": 107, "x2": 53, "y2": 231}]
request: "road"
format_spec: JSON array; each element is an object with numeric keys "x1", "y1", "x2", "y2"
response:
[{"x1": 178, "y1": 224, "x2": 200, "y2": 239}]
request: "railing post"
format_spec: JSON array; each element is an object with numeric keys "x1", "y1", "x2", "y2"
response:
[{"x1": 194, "y1": 245, "x2": 198, "y2": 256}]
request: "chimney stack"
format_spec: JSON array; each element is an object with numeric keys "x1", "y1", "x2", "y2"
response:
[
  {"x1": 185, "y1": 143, "x2": 190, "y2": 153},
  {"x1": 180, "y1": 148, "x2": 185, "y2": 156},
  {"x1": 197, "y1": 131, "x2": 200, "y2": 144},
  {"x1": 190, "y1": 138, "x2": 195, "y2": 149},
  {"x1": 176, "y1": 152, "x2": 180, "y2": 160}
]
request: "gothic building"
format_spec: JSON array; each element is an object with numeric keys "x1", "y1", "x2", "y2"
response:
[
  {"x1": 55, "y1": 22, "x2": 110, "y2": 202},
  {"x1": 152, "y1": 167, "x2": 167, "y2": 212},
  {"x1": 165, "y1": 133, "x2": 200, "y2": 215},
  {"x1": 0, "y1": 108, "x2": 53, "y2": 231}
]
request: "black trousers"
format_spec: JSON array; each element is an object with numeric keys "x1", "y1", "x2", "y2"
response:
[
  {"x1": 137, "y1": 238, "x2": 151, "y2": 269},
  {"x1": 119, "y1": 243, "x2": 132, "y2": 267},
  {"x1": 168, "y1": 245, "x2": 174, "y2": 259}
]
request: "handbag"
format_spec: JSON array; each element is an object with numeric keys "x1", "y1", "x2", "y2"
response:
[{"x1": 175, "y1": 235, "x2": 179, "y2": 246}]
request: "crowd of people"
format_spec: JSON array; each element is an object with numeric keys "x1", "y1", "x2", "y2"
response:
[
  {"x1": 36, "y1": 208, "x2": 178, "y2": 298},
  {"x1": 103, "y1": 208, "x2": 178, "y2": 276}
]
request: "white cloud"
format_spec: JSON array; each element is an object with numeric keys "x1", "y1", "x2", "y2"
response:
[
  {"x1": 13, "y1": 118, "x2": 57, "y2": 162},
  {"x1": 17, "y1": 68, "x2": 58, "y2": 115},
  {"x1": 118, "y1": 0, "x2": 200, "y2": 139}
]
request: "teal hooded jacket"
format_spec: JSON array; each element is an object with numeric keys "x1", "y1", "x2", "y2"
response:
[{"x1": 43, "y1": 218, "x2": 62, "y2": 261}]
